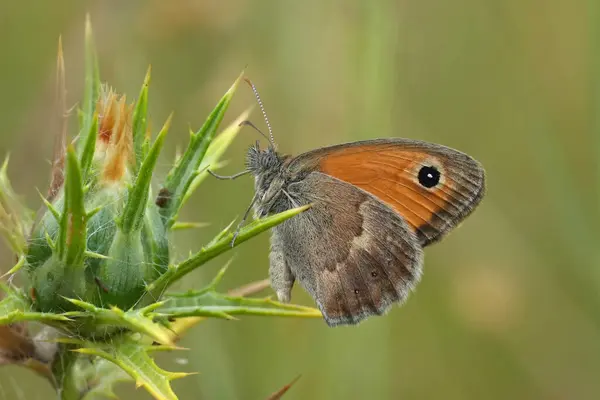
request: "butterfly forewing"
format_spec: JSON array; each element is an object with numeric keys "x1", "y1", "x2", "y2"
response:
[{"x1": 288, "y1": 139, "x2": 486, "y2": 246}]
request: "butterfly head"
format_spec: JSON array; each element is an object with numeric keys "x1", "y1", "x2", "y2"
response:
[
  {"x1": 246, "y1": 142, "x2": 290, "y2": 217},
  {"x1": 241, "y1": 78, "x2": 297, "y2": 217},
  {"x1": 246, "y1": 140, "x2": 281, "y2": 173}
]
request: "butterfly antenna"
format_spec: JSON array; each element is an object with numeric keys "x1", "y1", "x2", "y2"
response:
[
  {"x1": 239, "y1": 120, "x2": 271, "y2": 143},
  {"x1": 244, "y1": 78, "x2": 276, "y2": 149}
]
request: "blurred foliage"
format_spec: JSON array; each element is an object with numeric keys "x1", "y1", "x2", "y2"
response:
[{"x1": 0, "y1": 1, "x2": 598, "y2": 399}]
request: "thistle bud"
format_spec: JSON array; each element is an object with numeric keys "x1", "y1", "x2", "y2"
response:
[{"x1": 26, "y1": 85, "x2": 170, "y2": 312}]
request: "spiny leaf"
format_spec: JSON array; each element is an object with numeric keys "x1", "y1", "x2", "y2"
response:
[
  {"x1": 75, "y1": 340, "x2": 191, "y2": 400},
  {"x1": 167, "y1": 279, "x2": 271, "y2": 338},
  {"x1": 158, "y1": 290, "x2": 321, "y2": 320},
  {"x1": 131, "y1": 66, "x2": 151, "y2": 174},
  {"x1": 159, "y1": 72, "x2": 243, "y2": 228},
  {"x1": 0, "y1": 310, "x2": 67, "y2": 326},
  {"x1": 80, "y1": 112, "x2": 99, "y2": 180},
  {"x1": 0, "y1": 286, "x2": 70, "y2": 325},
  {"x1": 121, "y1": 114, "x2": 171, "y2": 233},
  {"x1": 64, "y1": 298, "x2": 173, "y2": 345},
  {"x1": 146, "y1": 204, "x2": 310, "y2": 297},
  {"x1": 180, "y1": 106, "x2": 252, "y2": 207},
  {"x1": 79, "y1": 14, "x2": 100, "y2": 150},
  {"x1": 1, "y1": 255, "x2": 25, "y2": 278},
  {"x1": 58, "y1": 146, "x2": 87, "y2": 267},
  {"x1": 156, "y1": 260, "x2": 320, "y2": 320}
]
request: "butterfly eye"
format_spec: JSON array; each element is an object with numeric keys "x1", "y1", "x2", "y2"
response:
[{"x1": 417, "y1": 166, "x2": 441, "y2": 188}]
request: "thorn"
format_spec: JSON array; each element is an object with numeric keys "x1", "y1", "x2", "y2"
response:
[
  {"x1": 170, "y1": 221, "x2": 210, "y2": 231},
  {"x1": 170, "y1": 371, "x2": 198, "y2": 380},
  {"x1": 140, "y1": 300, "x2": 166, "y2": 313},
  {"x1": 223, "y1": 313, "x2": 237, "y2": 321},
  {"x1": 37, "y1": 189, "x2": 60, "y2": 221},
  {"x1": 86, "y1": 206, "x2": 103, "y2": 220},
  {"x1": 162, "y1": 112, "x2": 174, "y2": 132},
  {"x1": 144, "y1": 65, "x2": 152, "y2": 86},
  {"x1": 44, "y1": 231, "x2": 56, "y2": 249},
  {"x1": 208, "y1": 258, "x2": 234, "y2": 290},
  {"x1": 1, "y1": 255, "x2": 26, "y2": 278},
  {"x1": 85, "y1": 251, "x2": 110, "y2": 260}
]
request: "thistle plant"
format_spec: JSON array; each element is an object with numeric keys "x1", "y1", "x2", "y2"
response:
[{"x1": 0, "y1": 18, "x2": 319, "y2": 400}]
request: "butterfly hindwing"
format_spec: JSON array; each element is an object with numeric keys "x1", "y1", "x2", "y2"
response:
[{"x1": 272, "y1": 172, "x2": 423, "y2": 326}]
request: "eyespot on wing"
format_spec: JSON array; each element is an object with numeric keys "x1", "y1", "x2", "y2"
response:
[{"x1": 292, "y1": 139, "x2": 486, "y2": 245}]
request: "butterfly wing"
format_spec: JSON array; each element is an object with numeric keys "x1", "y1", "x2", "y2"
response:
[
  {"x1": 286, "y1": 138, "x2": 486, "y2": 246},
  {"x1": 277, "y1": 172, "x2": 423, "y2": 326}
]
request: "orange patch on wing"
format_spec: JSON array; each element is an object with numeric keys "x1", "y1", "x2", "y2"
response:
[{"x1": 318, "y1": 145, "x2": 452, "y2": 232}]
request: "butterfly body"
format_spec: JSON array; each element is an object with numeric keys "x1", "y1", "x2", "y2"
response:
[{"x1": 246, "y1": 138, "x2": 485, "y2": 326}]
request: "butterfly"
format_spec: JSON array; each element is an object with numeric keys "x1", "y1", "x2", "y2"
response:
[{"x1": 212, "y1": 80, "x2": 486, "y2": 326}]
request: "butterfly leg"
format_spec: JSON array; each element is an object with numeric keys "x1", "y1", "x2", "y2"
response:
[{"x1": 269, "y1": 230, "x2": 295, "y2": 303}]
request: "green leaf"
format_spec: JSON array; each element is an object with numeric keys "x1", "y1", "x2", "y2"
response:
[
  {"x1": 75, "y1": 340, "x2": 191, "y2": 400},
  {"x1": 167, "y1": 278, "x2": 271, "y2": 336},
  {"x1": 158, "y1": 264, "x2": 321, "y2": 320},
  {"x1": 121, "y1": 114, "x2": 171, "y2": 233},
  {"x1": 79, "y1": 14, "x2": 101, "y2": 153},
  {"x1": 159, "y1": 72, "x2": 243, "y2": 228},
  {"x1": 180, "y1": 107, "x2": 252, "y2": 208},
  {"x1": 0, "y1": 285, "x2": 70, "y2": 325},
  {"x1": 1, "y1": 255, "x2": 25, "y2": 277},
  {"x1": 131, "y1": 66, "x2": 151, "y2": 174},
  {"x1": 160, "y1": 290, "x2": 321, "y2": 320},
  {"x1": 57, "y1": 146, "x2": 87, "y2": 267},
  {"x1": 146, "y1": 205, "x2": 310, "y2": 297},
  {"x1": 80, "y1": 112, "x2": 99, "y2": 180},
  {"x1": 64, "y1": 298, "x2": 174, "y2": 345}
]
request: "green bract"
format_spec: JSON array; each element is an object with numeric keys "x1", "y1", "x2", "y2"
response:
[{"x1": 0, "y1": 16, "x2": 318, "y2": 400}]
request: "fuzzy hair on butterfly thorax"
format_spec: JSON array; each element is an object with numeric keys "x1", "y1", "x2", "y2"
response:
[{"x1": 245, "y1": 143, "x2": 294, "y2": 218}]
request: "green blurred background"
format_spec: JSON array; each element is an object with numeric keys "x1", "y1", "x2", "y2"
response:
[{"x1": 1, "y1": 1, "x2": 599, "y2": 399}]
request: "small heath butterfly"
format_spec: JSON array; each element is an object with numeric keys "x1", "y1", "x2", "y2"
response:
[{"x1": 212, "y1": 79, "x2": 486, "y2": 326}]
